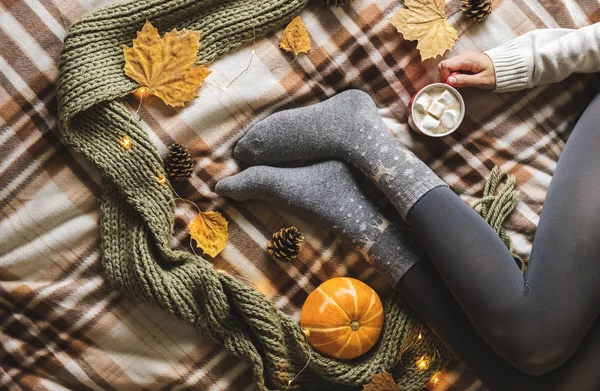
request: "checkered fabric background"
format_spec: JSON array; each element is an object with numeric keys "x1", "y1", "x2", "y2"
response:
[{"x1": 2, "y1": 0, "x2": 600, "y2": 389}]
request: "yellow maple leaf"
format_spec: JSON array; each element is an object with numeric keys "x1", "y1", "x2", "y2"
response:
[
  {"x1": 389, "y1": 0, "x2": 458, "y2": 60},
  {"x1": 362, "y1": 371, "x2": 402, "y2": 391},
  {"x1": 280, "y1": 16, "x2": 311, "y2": 55},
  {"x1": 123, "y1": 20, "x2": 211, "y2": 107},
  {"x1": 189, "y1": 211, "x2": 229, "y2": 258}
]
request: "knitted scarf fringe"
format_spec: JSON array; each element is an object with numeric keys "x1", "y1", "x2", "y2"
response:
[
  {"x1": 474, "y1": 165, "x2": 526, "y2": 272},
  {"x1": 57, "y1": 1, "x2": 448, "y2": 390}
]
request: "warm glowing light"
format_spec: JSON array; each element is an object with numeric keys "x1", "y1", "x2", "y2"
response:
[
  {"x1": 434, "y1": 376, "x2": 439, "y2": 384},
  {"x1": 417, "y1": 356, "x2": 429, "y2": 370},
  {"x1": 287, "y1": 380, "x2": 292, "y2": 386},
  {"x1": 255, "y1": 279, "x2": 273, "y2": 296},
  {"x1": 156, "y1": 173, "x2": 167, "y2": 184},
  {"x1": 119, "y1": 135, "x2": 132, "y2": 149},
  {"x1": 216, "y1": 268, "x2": 226, "y2": 274},
  {"x1": 418, "y1": 331, "x2": 422, "y2": 340},
  {"x1": 133, "y1": 86, "x2": 149, "y2": 100}
]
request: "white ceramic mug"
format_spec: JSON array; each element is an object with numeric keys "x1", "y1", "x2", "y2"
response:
[{"x1": 407, "y1": 82, "x2": 465, "y2": 137}]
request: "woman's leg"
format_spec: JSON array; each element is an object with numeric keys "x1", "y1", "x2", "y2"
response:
[
  {"x1": 397, "y1": 261, "x2": 535, "y2": 390},
  {"x1": 229, "y1": 89, "x2": 600, "y2": 375},
  {"x1": 399, "y1": 261, "x2": 600, "y2": 391},
  {"x1": 216, "y1": 159, "x2": 541, "y2": 390},
  {"x1": 217, "y1": 120, "x2": 600, "y2": 390},
  {"x1": 406, "y1": 93, "x2": 600, "y2": 375}
]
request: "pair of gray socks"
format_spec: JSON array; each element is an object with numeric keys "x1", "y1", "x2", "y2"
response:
[{"x1": 216, "y1": 90, "x2": 446, "y2": 285}]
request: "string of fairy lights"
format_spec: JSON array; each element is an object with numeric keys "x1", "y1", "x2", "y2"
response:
[
  {"x1": 116, "y1": 14, "x2": 446, "y2": 390},
  {"x1": 117, "y1": 124, "x2": 446, "y2": 389},
  {"x1": 404, "y1": 329, "x2": 443, "y2": 387}
]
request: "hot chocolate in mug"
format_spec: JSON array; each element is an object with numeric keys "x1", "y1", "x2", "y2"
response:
[{"x1": 407, "y1": 75, "x2": 465, "y2": 137}]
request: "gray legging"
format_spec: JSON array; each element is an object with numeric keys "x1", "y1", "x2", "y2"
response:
[{"x1": 403, "y1": 92, "x2": 600, "y2": 389}]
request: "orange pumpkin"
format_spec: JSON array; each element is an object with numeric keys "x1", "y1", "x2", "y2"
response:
[{"x1": 300, "y1": 277, "x2": 384, "y2": 360}]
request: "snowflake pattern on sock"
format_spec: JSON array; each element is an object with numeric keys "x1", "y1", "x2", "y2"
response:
[
  {"x1": 216, "y1": 160, "x2": 425, "y2": 284},
  {"x1": 234, "y1": 90, "x2": 446, "y2": 220}
]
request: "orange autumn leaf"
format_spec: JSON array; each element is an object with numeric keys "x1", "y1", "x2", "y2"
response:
[
  {"x1": 389, "y1": 0, "x2": 458, "y2": 60},
  {"x1": 189, "y1": 211, "x2": 229, "y2": 258},
  {"x1": 362, "y1": 371, "x2": 402, "y2": 391},
  {"x1": 280, "y1": 16, "x2": 311, "y2": 55},
  {"x1": 123, "y1": 20, "x2": 211, "y2": 107}
]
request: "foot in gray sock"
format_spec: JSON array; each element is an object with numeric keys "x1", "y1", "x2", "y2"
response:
[
  {"x1": 234, "y1": 89, "x2": 447, "y2": 219},
  {"x1": 215, "y1": 160, "x2": 424, "y2": 285}
]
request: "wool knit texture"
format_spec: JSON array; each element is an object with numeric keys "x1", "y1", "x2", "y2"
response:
[
  {"x1": 234, "y1": 89, "x2": 448, "y2": 220},
  {"x1": 485, "y1": 23, "x2": 600, "y2": 92},
  {"x1": 216, "y1": 160, "x2": 426, "y2": 285},
  {"x1": 57, "y1": 1, "x2": 448, "y2": 390}
]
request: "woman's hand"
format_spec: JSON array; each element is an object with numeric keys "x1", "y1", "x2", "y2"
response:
[{"x1": 438, "y1": 52, "x2": 496, "y2": 90}]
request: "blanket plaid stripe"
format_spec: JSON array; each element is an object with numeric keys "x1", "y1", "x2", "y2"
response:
[{"x1": 2, "y1": 0, "x2": 600, "y2": 389}]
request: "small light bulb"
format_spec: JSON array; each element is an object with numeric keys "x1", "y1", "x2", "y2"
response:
[
  {"x1": 418, "y1": 331, "x2": 422, "y2": 340},
  {"x1": 434, "y1": 376, "x2": 439, "y2": 384},
  {"x1": 287, "y1": 380, "x2": 293, "y2": 386},
  {"x1": 119, "y1": 135, "x2": 132, "y2": 149},
  {"x1": 156, "y1": 174, "x2": 167, "y2": 184},
  {"x1": 133, "y1": 86, "x2": 149, "y2": 100},
  {"x1": 417, "y1": 357, "x2": 429, "y2": 370}
]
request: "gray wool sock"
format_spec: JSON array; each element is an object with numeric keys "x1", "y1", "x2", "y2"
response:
[
  {"x1": 234, "y1": 89, "x2": 447, "y2": 219},
  {"x1": 215, "y1": 160, "x2": 424, "y2": 285}
]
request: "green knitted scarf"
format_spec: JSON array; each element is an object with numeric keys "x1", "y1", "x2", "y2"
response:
[{"x1": 57, "y1": 1, "x2": 449, "y2": 389}]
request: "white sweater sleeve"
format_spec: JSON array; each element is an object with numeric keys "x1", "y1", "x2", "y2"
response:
[{"x1": 484, "y1": 23, "x2": 600, "y2": 92}]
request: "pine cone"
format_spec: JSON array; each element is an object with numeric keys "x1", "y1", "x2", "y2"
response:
[
  {"x1": 165, "y1": 143, "x2": 194, "y2": 181},
  {"x1": 323, "y1": 0, "x2": 351, "y2": 6},
  {"x1": 268, "y1": 226, "x2": 304, "y2": 262},
  {"x1": 461, "y1": 0, "x2": 492, "y2": 22}
]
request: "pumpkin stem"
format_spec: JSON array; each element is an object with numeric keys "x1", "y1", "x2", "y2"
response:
[{"x1": 350, "y1": 320, "x2": 361, "y2": 331}]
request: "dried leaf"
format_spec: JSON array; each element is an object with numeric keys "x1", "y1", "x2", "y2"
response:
[
  {"x1": 123, "y1": 20, "x2": 211, "y2": 107},
  {"x1": 389, "y1": 0, "x2": 458, "y2": 60},
  {"x1": 280, "y1": 16, "x2": 311, "y2": 55},
  {"x1": 363, "y1": 371, "x2": 402, "y2": 391},
  {"x1": 189, "y1": 211, "x2": 229, "y2": 258}
]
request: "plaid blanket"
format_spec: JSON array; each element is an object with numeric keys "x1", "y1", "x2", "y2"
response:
[{"x1": 2, "y1": 0, "x2": 600, "y2": 389}]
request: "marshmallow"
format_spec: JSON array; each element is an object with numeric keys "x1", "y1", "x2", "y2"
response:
[
  {"x1": 438, "y1": 90, "x2": 456, "y2": 105},
  {"x1": 441, "y1": 110, "x2": 459, "y2": 129},
  {"x1": 427, "y1": 100, "x2": 445, "y2": 118},
  {"x1": 414, "y1": 93, "x2": 431, "y2": 114},
  {"x1": 421, "y1": 115, "x2": 440, "y2": 132}
]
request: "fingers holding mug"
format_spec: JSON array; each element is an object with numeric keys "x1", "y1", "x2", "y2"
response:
[{"x1": 438, "y1": 52, "x2": 496, "y2": 90}]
